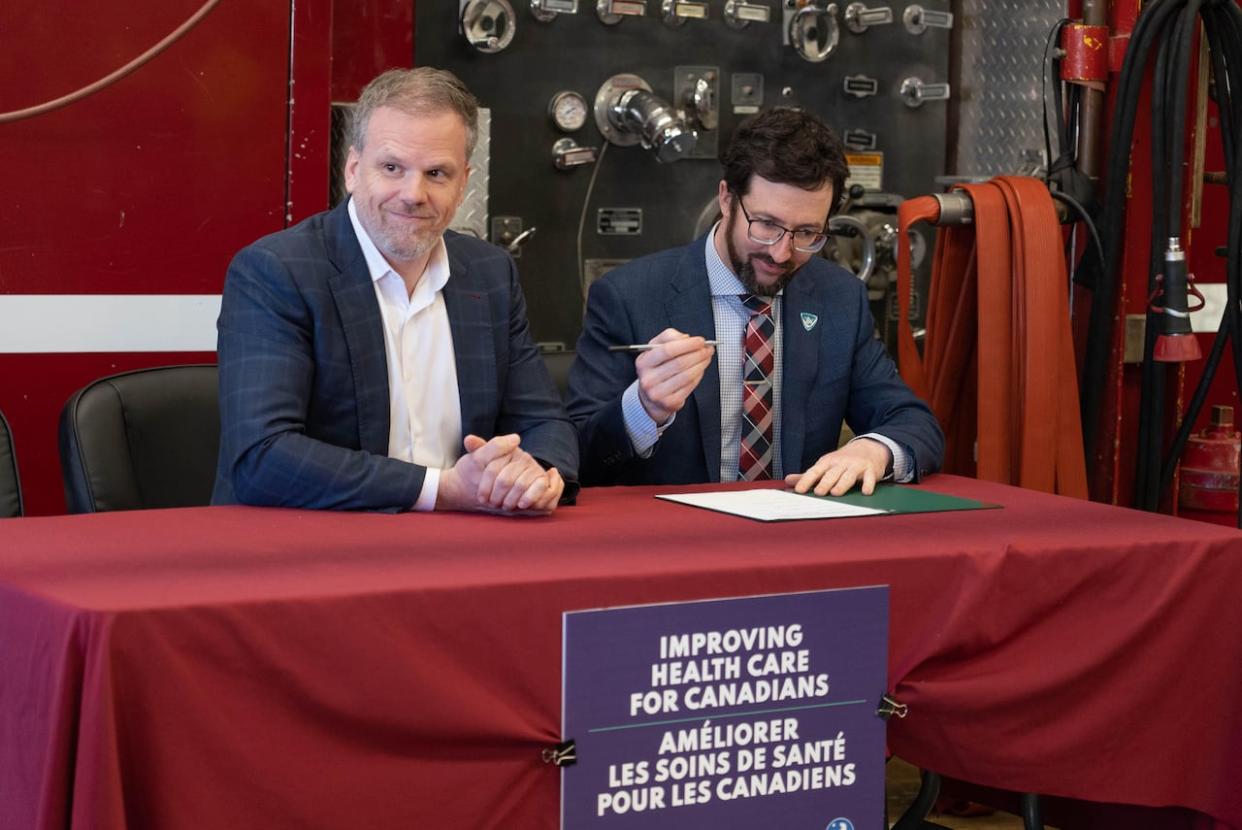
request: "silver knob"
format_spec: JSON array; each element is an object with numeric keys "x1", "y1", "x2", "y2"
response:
[{"x1": 530, "y1": 0, "x2": 578, "y2": 20}]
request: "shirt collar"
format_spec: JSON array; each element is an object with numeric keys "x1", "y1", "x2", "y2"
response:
[
  {"x1": 704, "y1": 222, "x2": 784, "y2": 300},
  {"x1": 347, "y1": 197, "x2": 450, "y2": 296}
]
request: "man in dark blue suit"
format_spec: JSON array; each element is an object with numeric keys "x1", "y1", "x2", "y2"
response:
[
  {"x1": 214, "y1": 68, "x2": 576, "y2": 513},
  {"x1": 568, "y1": 109, "x2": 942, "y2": 493}
]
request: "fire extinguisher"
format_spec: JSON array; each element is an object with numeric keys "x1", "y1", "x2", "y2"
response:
[{"x1": 1179, "y1": 406, "x2": 1242, "y2": 525}]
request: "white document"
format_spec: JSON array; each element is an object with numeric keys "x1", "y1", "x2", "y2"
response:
[{"x1": 655, "y1": 488, "x2": 887, "y2": 522}]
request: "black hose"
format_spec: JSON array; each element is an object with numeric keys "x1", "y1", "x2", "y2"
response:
[
  {"x1": 1131, "y1": 0, "x2": 1242, "y2": 524},
  {"x1": 1082, "y1": 0, "x2": 1181, "y2": 466},
  {"x1": 1086, "y1": 0, "x2": 1242, "y2": 522}
]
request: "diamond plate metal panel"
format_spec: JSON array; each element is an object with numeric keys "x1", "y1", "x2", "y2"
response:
[
  {"x1": 954, "y1": 0, "x2": 1068, "y2": 177},
  {"x1": 451, "y1": 108, "x2": 490, "y2": 240}
]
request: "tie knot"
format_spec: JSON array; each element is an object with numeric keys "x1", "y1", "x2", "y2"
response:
[{"x1": 741, "y1": 294, "x2": 772, "y2": 315}]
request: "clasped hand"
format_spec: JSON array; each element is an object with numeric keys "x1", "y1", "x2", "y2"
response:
[{"x1": 437, "y1": 434, "x2": 564, "y2": 515}]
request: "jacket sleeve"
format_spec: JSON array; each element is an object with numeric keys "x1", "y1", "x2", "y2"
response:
[{"x1": 214, "y1": 244, "x2": 425, "y2": 511}]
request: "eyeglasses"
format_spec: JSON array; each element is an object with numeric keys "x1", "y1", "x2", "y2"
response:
[{"x1": 732, "y1": 192, "x2": 830, "y2": 253}]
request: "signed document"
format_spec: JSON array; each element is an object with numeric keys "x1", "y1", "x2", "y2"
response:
[
  {"x1": 656, "y1": 485, "x2": 998, "y2": 522},
  {"x1": 655, "y1": 489, "x2": 885, "y2": 522}
]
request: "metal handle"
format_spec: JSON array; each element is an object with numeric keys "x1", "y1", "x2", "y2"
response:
[
  {"x1": 789, "y1": 4, "x2": 840, "y2": 63},
  {"x1": 844, "y1": 2, "x2": 893, "y2": 32},
  {"x1": 506, "y1": 227, "x2": 537, "y2": 255},
  {"x1": 687, "y1": 77, "x2": 718, "y2": 130},
  {"x1": 661, "y1": 0, "x2": 707, "y2": 23},
  {"x1": 530, "y1": 0, "x2": 578, "y2": 21},
  {"x1": 902, "y1": 4, "x2": 952, "y2": 34},
  {"x1": 724, "y1": 0, "x2": 772, "y2": 28},
  {"x1": 899, "y1": 76, "x2": 950, "y2": 107},
  {"x1": 596, "y1": 0, "x2": 644, "y2": 23},
  {"x1": 826, "y1": 214, "x2": 877, "y2": 284},
  {"x1": 552, "y1": 138, "x2": 598, "y2": 169}
]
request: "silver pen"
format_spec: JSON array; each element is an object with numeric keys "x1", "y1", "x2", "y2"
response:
[{"x1": 608, "y1": 340, "x2": 719, "y2": 353}]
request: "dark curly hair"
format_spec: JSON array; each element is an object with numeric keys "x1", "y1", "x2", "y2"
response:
[{"x1": 720, "y1": 108, "x2": 850, "y2": 214}]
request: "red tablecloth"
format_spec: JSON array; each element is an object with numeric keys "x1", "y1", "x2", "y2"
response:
[{"x1": 2, "y1": 476, "x2": 1240, "y2": 829}]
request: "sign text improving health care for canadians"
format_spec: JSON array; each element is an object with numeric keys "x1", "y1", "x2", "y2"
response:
[{"x1": 561, "y1": 588, "x2": 888, "y2": 830}]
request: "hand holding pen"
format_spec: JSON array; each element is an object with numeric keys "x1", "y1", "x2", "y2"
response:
[{"x1": 627, "y1": 329, "x2": 716, "y2": 424}]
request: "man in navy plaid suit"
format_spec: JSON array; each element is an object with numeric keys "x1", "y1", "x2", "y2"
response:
[
  {"x1": 213, "y1": 68, "x2": 576, "y2": 514},
  {"x1": 567, "y1": 109, "x2": 941, "y2": 493}
]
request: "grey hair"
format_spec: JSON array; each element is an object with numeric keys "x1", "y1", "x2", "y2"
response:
[{"x1": 349, "y1": 67, "x2": 480, "y2": 158}]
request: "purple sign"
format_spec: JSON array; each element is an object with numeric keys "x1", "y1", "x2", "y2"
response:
[{"x1": 561, "y1": 586, "x2": 888, "y2": 830}]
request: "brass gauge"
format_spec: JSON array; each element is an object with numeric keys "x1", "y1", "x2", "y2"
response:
[{"x1": 548, "y1": 90, "x2": 589, "y2": 132}]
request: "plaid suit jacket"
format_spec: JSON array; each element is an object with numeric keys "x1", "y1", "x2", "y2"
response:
[{"x1": 213, "y1": 200, "x2": 577, "y2": 511}]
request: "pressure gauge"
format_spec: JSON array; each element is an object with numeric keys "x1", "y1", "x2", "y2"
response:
[{"x1": 548, "y1": 90, "x2": 589, "y2": 132}]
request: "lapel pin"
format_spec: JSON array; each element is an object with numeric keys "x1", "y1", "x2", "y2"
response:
[{"x1": 800, "y1": 312, "x2": 819, "y2": 331}]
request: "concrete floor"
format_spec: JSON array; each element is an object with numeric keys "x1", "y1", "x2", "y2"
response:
[{"x1": 886, "y1": 758, "x2": 1051, "y2": 830}]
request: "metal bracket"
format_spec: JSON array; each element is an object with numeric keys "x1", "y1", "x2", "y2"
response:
[
  {"x1": 844, "y1": 128, "x2": 878, "y2": 150},
  {"x1": 542, "y1": 740, "x2": 577, "y2": 767},
  {"x1": 876, "y1": 693, "x2": 909, "y2": 720},
  {"x1": 843, "y1": 74, "x2": 880, "y2": 97}
]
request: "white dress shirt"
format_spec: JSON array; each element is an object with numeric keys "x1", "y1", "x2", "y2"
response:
[
  {"x1": 622, "y1": 225, "x2": 910, "y2": 482},
  {"x1": 348, "y1": 198, "x2": 461, "y2": 511}
]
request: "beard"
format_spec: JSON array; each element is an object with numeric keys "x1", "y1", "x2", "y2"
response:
[
  {"x1": 723, "y1": 208, "x2": 798, "y2": 297},
  {"x1": 357, "y1": 199, "x2": 445, "y2": 265}
]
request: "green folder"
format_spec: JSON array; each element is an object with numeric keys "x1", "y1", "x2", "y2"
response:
[{"x1": 797, "y1": 483, "x2": 998, "y2": 515}]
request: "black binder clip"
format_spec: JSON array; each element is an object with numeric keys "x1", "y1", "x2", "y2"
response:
[
  {"x1": 876, "y1": 694, "x2": 908, "y2": 721},
  {"x1": 543, "y1": 740, "x2": 577, "y2": 767}
]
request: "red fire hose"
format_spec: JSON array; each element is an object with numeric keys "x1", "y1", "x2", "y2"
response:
[{"x1": 897, "y1": 178, "x2": 1088, "y2": 498}]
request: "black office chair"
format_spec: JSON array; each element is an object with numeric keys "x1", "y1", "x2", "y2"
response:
[
  {"x1": 0, "y1": 408, "x2": 22, "y2": 518},
  {"x1": 541, "y1": 350, "x2": 575, "y2": 404},
  {"x1": 59, "y1": 365, "x2": 220, "y2": 513}
]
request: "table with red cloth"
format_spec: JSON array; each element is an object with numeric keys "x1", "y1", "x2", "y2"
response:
[{"x1": 2, "y1": 475, "x2": 1241, "y2": 829}]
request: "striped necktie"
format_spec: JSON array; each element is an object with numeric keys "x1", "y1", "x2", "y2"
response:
[{"x1": 739, "y1": 294, "x2": 775, "y2": 480}]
